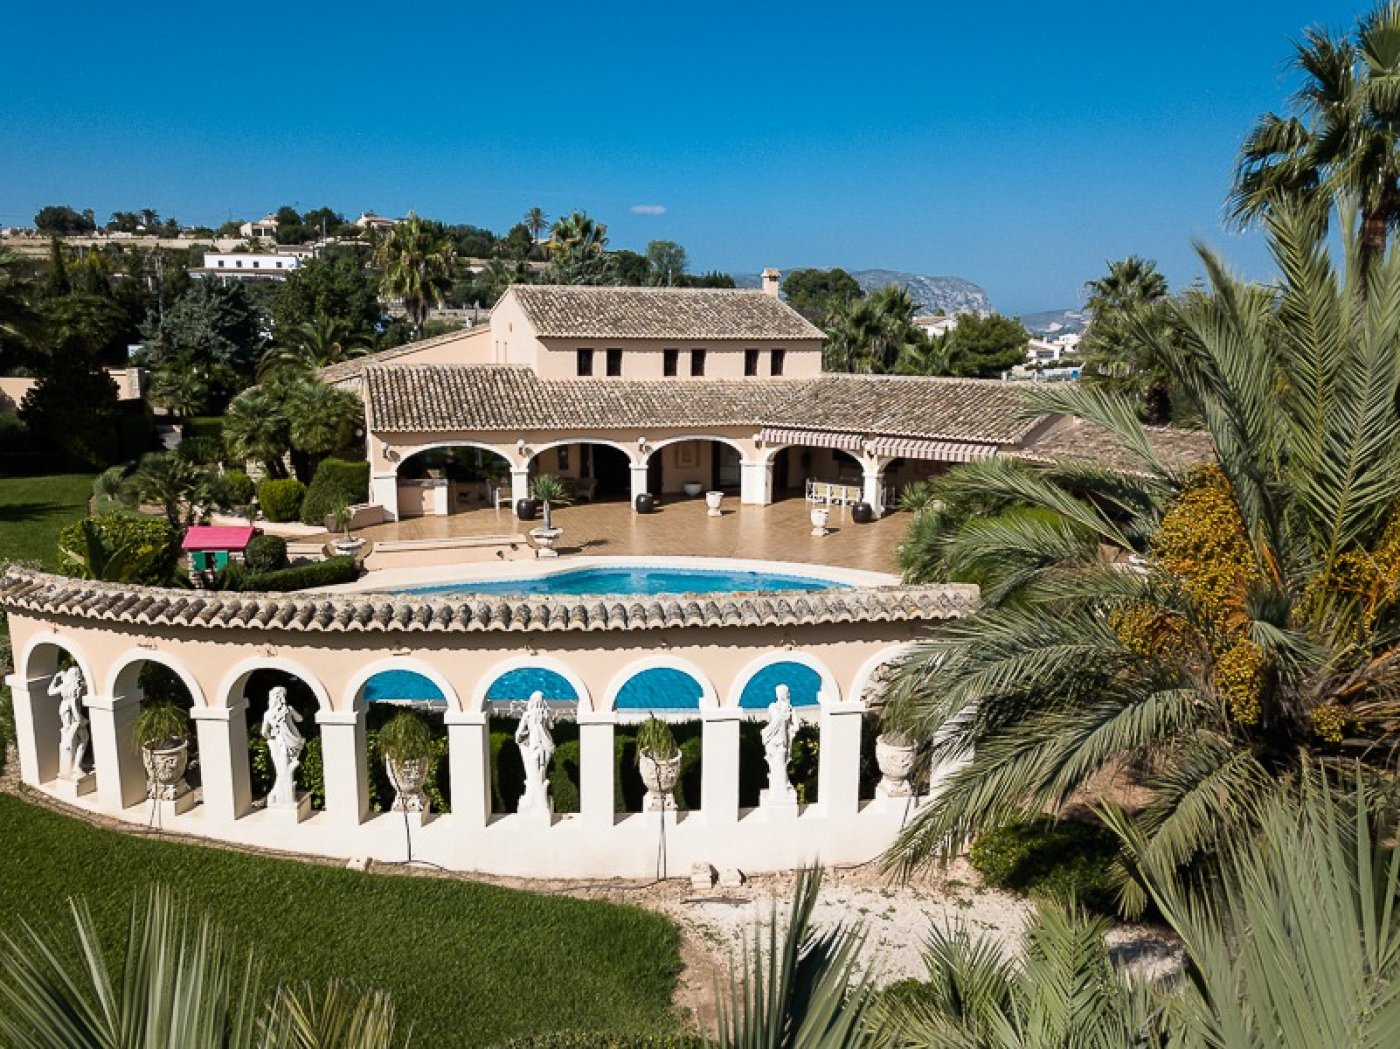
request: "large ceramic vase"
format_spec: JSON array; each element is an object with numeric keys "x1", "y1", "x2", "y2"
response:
[
  {"x1": 875, "y1": 734, "x2": 918, "y2": 798},
  {"x1": 635, "y1": 492, "x2": 656, "y2": 514},
  {"x1": 515, "y1": 498, "x2": 539, "y2": 521},
  {"x1": 851, "y1": 501, "x2": 874, "y2": 524},
  {"x1": 142, "y1": 740, "x2": 190, "y2": 801},
  {"x1": 385, "y1": 757, "x2": 429, "y2": 812},
  {"x1": 683, "y1": 482, "x2": 704, "y2": 498},
  {"x1": 810, "y1": 507, "x2": 831, "y2": 536},
  {"x1": 638, "y1": 752, "x2": 682, "y2": 811},
  {"x1": 530, "y1": 526, "x2": 562, "y2": 557}
]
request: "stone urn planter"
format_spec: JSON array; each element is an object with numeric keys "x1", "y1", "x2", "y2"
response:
[
  {"x1": 638, "y1": 753, "x2": 682, "y2": 811},
  {"x1": 810, "y1": 507, "x2": 831, "y2": 536},
  {"x1": 683, "y1": 482, "x2": 704, "y2": 498},
  {"x1": 851, "y1": 501, "x2": 875, "y2": 524},
  {"x1": 142, "y1": 739, "x2": 191, "y2": 801},
  {"x1": 333, "y1": 536, "x2": 366, "y2": 557},
  {"x1": 386, "y1": 756, "x2": 429, "y2": 812},
  {"x1": 635, "y1": 492, "x2": 656, "y2": 514},
  {"x1": 705, "y1": 490, "x2": 724, "y2": 517},
  {"x1": 875, "y1": 733, "x2": 918, "y2": 798},
  {"x1": 516, "y1": 498, "x2": 539, "y2": 521},
  {"x1": 530, "y1": 526, "x2": 562, "y2": 557}
]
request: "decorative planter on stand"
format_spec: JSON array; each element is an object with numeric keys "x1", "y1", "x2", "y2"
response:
[
  {"x1": 705, "y1": 491, "x2": 724, "y2": 517},
  {"x1": 810, "y1": 507, "x2": 831, "y2": 536},
  {"x1": 635, "y1": 492, "x2": 656, "y2": 514},
  {"x1": 638, "y1": 753, "x2": 682, "y2": 811},
  {"x1": 386, "y1": 756, "x2": 431, "y2": 825},
  {"x1": 142, "y1": 740, "x2": 196, "y2": 816},
  {"x1": 333, "y1": 536, "x2": 366, "y2": 558},
  {"x1": 851, "y1": 501, "x2": 875, "y2": 525},
  {"x1": 874, "y1": 734, "x2": 918, "y2": 799},
  {"x1": 530, "y1": 526, "x2": 562, "y2": 557}
]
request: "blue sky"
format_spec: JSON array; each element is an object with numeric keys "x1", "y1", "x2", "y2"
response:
[{"x1": 0, "y1": 1, "x2": 1373, "y2": 313}]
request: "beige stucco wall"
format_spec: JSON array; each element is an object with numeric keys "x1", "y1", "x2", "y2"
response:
[{"x1": 531, "y1": 337, "x2": 823, "y2": 380}]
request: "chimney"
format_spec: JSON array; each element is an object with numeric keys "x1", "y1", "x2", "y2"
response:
[{"x1": 761, "y1": 267, "x2": 781, "y2": 297}]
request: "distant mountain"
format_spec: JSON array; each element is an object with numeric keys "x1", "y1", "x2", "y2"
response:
[
  {"x1": 734, "y1": 268, "x2": 993, "y2": 316},
  {"x1": 1019, "y1": 308, "x2": 1092, "y2": 336}
]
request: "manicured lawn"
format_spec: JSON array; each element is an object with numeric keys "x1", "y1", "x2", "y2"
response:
[
  {"x1": 0, "y1": 795, "x2": 684, "y2": 1046},
  {"x1": 0, "y1": 473, "x2": 92, "y2": 569}
]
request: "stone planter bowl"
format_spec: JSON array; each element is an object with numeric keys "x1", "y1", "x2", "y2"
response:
[
  {"x1": 142, "y1": 739, "x2": 190, "y2": 801},
  {"x1": 875, "y1": 733, "x2": 918, "y2": 798},
  {"x1": 530, "y1": 526, "x2": 562, "y2": 557},
  {"x1": 705, "y1": 490, "x2": 724, "y2": 516},
  {"x1": 683, "y1": 482, "x2": 704, "y2": 498},
  {"x1": 810, "y1": 507, "x2": 831, "y2": 536},
  {"x1": 638, "y1": 752, "x2": 682, "y2": 810},
  {"x1": 386, "y1": 756, "x2": 429, "y2": 812}
]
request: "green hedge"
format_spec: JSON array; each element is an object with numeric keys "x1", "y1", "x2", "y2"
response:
[
  {"x1": 56, "y1": 513, "x2": 181, "y2": 585},
  {"x1": 243, "y1": 534, "x2": 288, "y2": 574},
  {"x1": 182, "y1": 416, "x2": 224, "y2": 443},
  {"x1": 969, "y1": 816, "x2": 1120, "y2": 912},
  {"x1": 237, "y1": 555, "x2": 358, "y2": 592},
  {"x1": 300, "y1": 457, "x2": 370, "y2": 525},
  {"x1": 257, "y1": 478, "x2": 305, "y2": 523}
]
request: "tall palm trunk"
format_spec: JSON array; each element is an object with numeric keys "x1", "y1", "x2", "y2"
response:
[{"x1": 1359, "y1": 181, "x2": 1398, "y2": 293}]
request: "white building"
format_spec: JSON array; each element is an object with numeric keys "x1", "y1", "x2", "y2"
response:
[
  {"x1": 238, "y1": 214, "x2": 279, "y2": 241},
  {"x1": 194, "y1": 252, "x2": 304, "y2": 282},
  {"x1": 354, "y1": 212, "x2": 397, "y2": 232},
  {"x1": 913, "y1": 314, "x2": 959, "y2": 339}
]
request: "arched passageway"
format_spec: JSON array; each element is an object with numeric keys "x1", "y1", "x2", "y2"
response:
[
  {"x1": 529, "y1": 441, "x2": 633, "y2": 502},
  {"x1": 644, "y1": 438, "x2": 744, "y2": 499},
  {"x1": 396, "y1": 444, "x2": 514, "y2": 516},
  {"x1": 770, "y1": 445, "x2": 865, "y2": 504}
]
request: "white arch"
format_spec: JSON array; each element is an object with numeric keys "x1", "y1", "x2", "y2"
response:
[
  {"x1": 602, "y1": 654, "x2": 719, "y2": 713},
  {"x1": 216, "y1": 656, "x2": 333, "y2": 712},
  {"x1": 728, "y1": 651, "x2": 842, "y2": 710},
  {"x1": 470, "y1": 655, "x2": 593, "y2": 713},
  {"x1": 527, "y1": 437, "x2": 642, "y2": 467},
  {"x1": 395, "y1": 439, "x2": 519, "y2": 472},
  {"x1": 20, "y1": 632, "x2": 98, "y2": 697},
  {"x1": 342, "y1": 657, "x2": 462, "y2": 714},
  {"x1": 105, "y1": 649, "x2": 208, "y2": 708},
  {"x1": 644, "y1": 434, "x2": 753, "y2": 463},
  {"x1": 848, "y1": 643, "x2": 923, "y2": 709}
]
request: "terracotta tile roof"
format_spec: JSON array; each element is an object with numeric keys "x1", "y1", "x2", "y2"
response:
[
  {"x1": 1012, "y1": 415, "x2": 1216, "y2": 473},
  {"x1": 364, "y1": 365, "x2": 1040, "y2": 445},
  {"x1": 507, "y1": 285, "x2": 825, "y2": 341},
  {"x1": 318, "y1": 329, "x2": 478, "y2": 385},
  {"x1": 0, "y1": 568, "x2": 978, "y2": 635}
]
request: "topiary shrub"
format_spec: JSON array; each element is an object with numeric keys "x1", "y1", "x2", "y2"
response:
[
  {"x1": 223, "y1": 469, "x2": 256, "y2": 507},
  {"x1": 300, "y1": 457, "x2": 370, "y2": 525},
  {"x1": 236, "y1": 555, "x2": 357, "y2": 592},
  {"x1": 257, "y1": 478, "x2": 305, "y2": 523},
  {"x1": 243, "y1": 534, "x2": 288, "y2": 575},
  {"x1": 969, "y1": 815, "x2": 1120, "y2": 912}
]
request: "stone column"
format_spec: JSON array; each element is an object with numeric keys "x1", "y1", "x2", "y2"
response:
[
  {"x1": 577, "y1": 711, "x2": 615, "y2": 826},
  {"x1": 861, "y1": 457, "x2": 890, "y2": 516},
  {"x1": 817, "y1": 700, "x2": 865, "y2": 818},
  {"x1": 85, "y1": 692, "x2": 145, "y2": 811},
  {"x1": 630, "y1": 463, "x2": 650, "y2": 506},
  {"x1": 510, "y1": 467, "x2": 531, "y2": 507},
  {"x1": 369, "y1": 472, "x2": 398, "y2": 521},
  {"x1": 190, "y1": 699, "x2": 252, "y2": 823},
  {"x1": 445, "y1": 710, "x2": 491, "y2": 829},
  {"x1": 701, "y1": 707, "x2": 742, "y2": 825},
  {"x1": 3, "y1": 673, "x2": 58, "y2": 787},
  {"x1": 740, "y1": 458, "x2": 774, "y2": 505},
  {"x1": 317, "y1": 707, "x2": 368, "y2": 826}
]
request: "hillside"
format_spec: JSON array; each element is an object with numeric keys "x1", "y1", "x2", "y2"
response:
[{"x1": 736, "y1": 268, "x2": 993, "y2": 316}]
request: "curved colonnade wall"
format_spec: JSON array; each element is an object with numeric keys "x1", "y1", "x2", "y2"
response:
[{"x1": 0, "y1": 568, "x2": 977, "y2": 878}]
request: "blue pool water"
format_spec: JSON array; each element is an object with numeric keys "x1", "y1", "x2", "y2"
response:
[{"x1": 399, "y1": 566, "x2": 845, "y2": 598}]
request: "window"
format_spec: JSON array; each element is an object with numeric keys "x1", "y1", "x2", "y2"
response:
[
  {"x1": 691, "y1": 349, "x2": 706, "y2": 376},
  {"x1": 770, "y1": 349, "x2": 786, "y2": 376},
  {"x1": 577, "y1": 348, "x2": 594, "y2": 376},
  {"x1": 217, "y1": 260, "x2": 225, "y2": 268},
  {"x1": 744, "y1": 349, "x2": 759, "y2": 376},
  {"x1": 663, "y1": 349, "x2": 679, "y2": 377},
  {"x1": 606, "y1": 348, "x2": 623, "y2": 376}
]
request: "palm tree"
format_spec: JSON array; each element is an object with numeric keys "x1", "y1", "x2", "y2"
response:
[
  {"x1": 1080, "y1": 257, "x2": 1177, "y2": 423},
  {"x1": 546, "y1": 212, "x2": 614, "y2": 285},
  {"x1": 1231, "y1": 2, "x2": 1400, "y2": 283},
  {"x1": 121, "y1": 451, "x2": 217, "y2": 528},
  {"x1": 0, "y1": 247, "x2": 39, "y2": 346},
  {"x1": 0, "y1": 885, "x2": 402, "y2": 1048},
  {"x1": 523, "y1": 206, "x2": 549, "y2": 259},
  {"x1": 259, "y1": 315, "x2": 370, "y2": 380},
  {"x1": 374, "y1": 212, "x2": 455, "y2": 339},
  {"x1": 223, "y1": 387, "x2": 291, "y2": 478},
  {"x1": 826, "y1": 287, "x2": 922, "y2": 373},
  {"x1": 286, "y1": 381, "x2": 363, "y2": 476},
  {"x1": 881, "y1": 208, "x2": 1400, "y2": 909}
]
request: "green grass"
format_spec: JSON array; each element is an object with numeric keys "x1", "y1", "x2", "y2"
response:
[
  {"x1": 0, "y1": 473, "x2": 92, "y2": 569},
  {"x1": 0, "y1": 795, "x2": 683, "y2": 1046}
]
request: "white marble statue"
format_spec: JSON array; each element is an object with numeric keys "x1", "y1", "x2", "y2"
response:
[
  {"x1": 762, "y1": 683, "x2": 799, "y2": 801},
  {"x1": 260, "y1": 686, "x2": 305, "y2": 806},
  {"x1": 514, "y1": 690, "x2": 555, "y2": 814},
  {"x1": 48, "y1": 666, "x2": 89, "y2": 779}
]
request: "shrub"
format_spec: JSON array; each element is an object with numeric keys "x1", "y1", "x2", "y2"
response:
[
  {"x1": 131, "y1": 701, "x2": 189, "y2": 749},
  {"x1": 223, "y1": 469, "x2": 256, "y2": 507},
  {"x1": 243, "y1": 534, "x2": 288, "y2": 575},
  {"x1": 635, "y1": 717, "x2": 678, "y2": 763},
  {"x1": 257, "y1": 478, "x2": 305, "y2": 523},
  {"x1": 237, "y1": 555, "x2": 357, "y2": 593},
  {"x1": 56, "y1": 513, "x2": 180, "y2": 585},
  {"x1": 300, "y1": 457, "x2": 370, "y2": 526},
  {"x1": 379, "y1": 710, "x2": 434, "y2": 766},
  {"x1": 969, "y1": 815, "x2": 1120, "y2": 912}
]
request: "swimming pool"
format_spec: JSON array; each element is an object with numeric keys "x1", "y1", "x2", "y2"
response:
[{"x1": 394, "y1": 565, "x2": 848, "y2": 597}]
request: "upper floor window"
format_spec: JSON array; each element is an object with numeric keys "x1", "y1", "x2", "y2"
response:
[
  {"x1": 691, "y1": 349, "x2": 706, "y2": 377},
  {"x1": 606, "y1": 348, "x2": 623, "y2": 376},
  {"x1": 577, "y1": 348, "x2": 595, "y2": 376},
  {"x1": 744, "y1": 349, "x2": 759, "y2": 376},
  {"x1": 663, "y1": 348, "x2": 679, "y2": 377},
  {"x1": 770, "y1": 349, "x2": 786, "y2": 376}
]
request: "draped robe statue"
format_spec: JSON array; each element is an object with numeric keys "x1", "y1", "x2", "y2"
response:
[
  {"x1": 514, "y1": 691, "x2": 555, "y2": 814},
  {"x1": 762, "y1": 684, "x2": 799, "y2": 801},
  {"x1": 49, "y1": 666, "x2": 89, "y2": 779},
  {"x1": 260, "y1": 686, "x2": 305, "y2": 806}
]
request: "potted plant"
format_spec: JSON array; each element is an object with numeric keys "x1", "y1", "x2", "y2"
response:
[
  {"x1": 132, "y1": 700, "x2": 191, "y2": 802},
  {"x1": 635, "y1": 716, "x2": 682, "y2": 811},
  {"x1": 330, "y1": 497, "x2": 364, "y2": 556},
  {"x1": 874, "y1": 728, "x2": 918, "y2": 798},
  {"x1": 810, "y1": 505, "x2": 831, "y2": 536},
  {"x1": 528, "y1": 473, "x2": 573, "y2": 556},
  {"x1": 378, "y1": 710, "x2": 435, "y2": 813}
]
